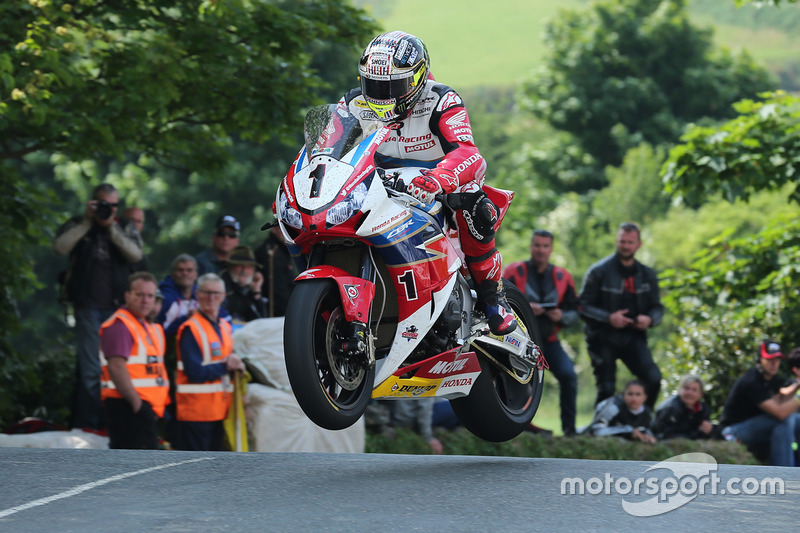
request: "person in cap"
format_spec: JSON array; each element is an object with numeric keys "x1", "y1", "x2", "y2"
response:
[
  {"x1": 720, "y1": 340, "x2": 800, "y2": 465},
  {"x1": 195, "y1": 215, "x2": 241, "y2": 276},
  {"x1": 220, "y1": 245, "x2": 269, "y2": 323}
]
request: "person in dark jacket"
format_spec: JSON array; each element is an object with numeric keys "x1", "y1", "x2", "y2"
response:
[
  {"x1": 220, "y1": 245, "x2": 269, "y2": 324},
  {"x1": 652, "y1": 375, "x2": 713, "y2": 440},
  {"x1": 504, "y1": 229, "x2": 580, "y2": 435},
  {"x1": 53, "y1": 183, "x2": 143, "y2": 430},
  {"x1": 579, "y1": 222, "x2": 664, "y2": 409},
  {"x1": 253, "y1": 225, "x2": 295, "y2": 317},
  {"x1": 585, "y1": 380, "x2": 656, "y2": 443}
]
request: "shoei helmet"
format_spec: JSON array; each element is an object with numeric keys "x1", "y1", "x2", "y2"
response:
[{"x1": 359, "y1": 31, "x2": 430, "y2": 122}]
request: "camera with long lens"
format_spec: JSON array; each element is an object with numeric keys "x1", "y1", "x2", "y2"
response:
[{"x1": 95, "y1": 200, "x2": 115, "y2": 221}]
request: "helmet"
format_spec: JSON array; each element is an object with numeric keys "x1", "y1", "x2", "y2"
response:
[{"x1": 359, "y1": 31, "x2": 430, "y2": 122}]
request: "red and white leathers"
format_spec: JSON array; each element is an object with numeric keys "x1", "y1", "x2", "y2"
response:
[{"x1": 339, "y1": 80, "x2": 516, "y2": 335}]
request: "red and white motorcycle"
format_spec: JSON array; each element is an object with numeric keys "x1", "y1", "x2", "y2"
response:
[{"x1": 274, "y1": 104, "x2": 546, "y2": 442}]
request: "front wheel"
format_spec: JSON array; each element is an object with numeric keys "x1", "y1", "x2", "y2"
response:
[
  {"x1": 449, "y1": 281, "x2": 544, "y2": 442},
  {"x1": 284, "y1": 279, "x2": 374, "y2": 430}
]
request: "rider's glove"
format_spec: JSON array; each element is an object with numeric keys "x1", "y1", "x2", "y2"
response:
[{"x1": 407, "y1": 168, "x2": 458, "y2": 204}]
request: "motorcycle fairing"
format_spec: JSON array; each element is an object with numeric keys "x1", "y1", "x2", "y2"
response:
[
  {"x1": 373, "y1": 271, "x2": 459, "y2": 385},
  {"x1": 295, "y1": 266, "x2": 375, "y2": 323},
  {"x1": 371, "y1": 347, "x2": 482, "y2": 399}
]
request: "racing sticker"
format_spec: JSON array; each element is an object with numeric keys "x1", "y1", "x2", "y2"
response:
[{"x1": 401, "y1": 325, "x2": 419, "y2": 342}]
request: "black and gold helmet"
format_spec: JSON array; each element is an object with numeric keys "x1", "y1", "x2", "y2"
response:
[{"x1": 358, "y1": 31, "x2": 430, "y2": 122}]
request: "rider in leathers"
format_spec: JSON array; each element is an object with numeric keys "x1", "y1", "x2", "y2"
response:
[{"x1": 340, "y1": 30, "x2": 516, "y2": 336}]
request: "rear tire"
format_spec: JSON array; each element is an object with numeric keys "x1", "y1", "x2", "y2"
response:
[
  {"x1": 284, "y1": 279, "x2": 374, "y2": 430},
  {"x1": 449, "y1": 281, "x2": 544, "y2": 442}
]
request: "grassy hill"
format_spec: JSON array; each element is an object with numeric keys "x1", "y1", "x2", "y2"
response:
[{"x1": 354, "y1": 0, "x2": 800, "y2": 89}]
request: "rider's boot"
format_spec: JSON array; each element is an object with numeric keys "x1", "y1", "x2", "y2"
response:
[{"x1": 468, "y1": 250, "x2": 517, "y2": 336}]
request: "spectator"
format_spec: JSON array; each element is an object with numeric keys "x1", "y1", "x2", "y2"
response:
[
  {"x1": 157, "y1": 254, "x2": 200, "y2": 339},
  {"x1": 720, "y1": 340, "x2": 800, "y2": 466},
  {"x1": 174, "y1": 273, "x2": 245, "y2": 451},
  {"x1": 147, "y1": 289, "x2": 164, "y2": 324},
  {"x1": 253, "y1": 225, "x2": 296, "y2": 317},
  {"x1": 585, "y1": 380, "x2": 656, "y2": 443},
  {"x1": 579, "y1": 222, "x2": 664, "y2": 409},
  {"x1": 780, "y1": 347, "x2": 800, "y2": 395},
  {"x1": 195, "y1": 215, "x2": 240, "y2": 276},
  {"x1": 391, "y1": 398, "x2": 443, "y2": 455},
  {"x1": 120, "y1": 206, "x2": 148, "y2": 273},
  {"x1": 652, "y1": 375, "x2": 713, "y2": 440},
  {"x1": 504, "y1": 229, "x2": 580, "y2": 435},
  {"x1": 99, "y1": 272, "x2": 169, "y2": 449},
  {"x1": 220, "y1": 245, "x2": 269, "y2": 324},
  {"x1": 122, "y1": 206, "x2": 145, "y2": 235},
  {"x1": 53, "y1": 183, "x2": 144, "y2": 430}
]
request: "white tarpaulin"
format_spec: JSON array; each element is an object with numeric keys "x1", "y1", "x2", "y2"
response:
[
  {"x1": 0, "y1": 429, "x2": 109, "y2": 449},
  {"x1": 233, "y1": 318, "x2": 364, "y2": 453}
]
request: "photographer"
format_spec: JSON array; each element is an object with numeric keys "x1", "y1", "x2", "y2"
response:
[{"x1": 54, "y1": 183, "x2": 144, "y2": 430}]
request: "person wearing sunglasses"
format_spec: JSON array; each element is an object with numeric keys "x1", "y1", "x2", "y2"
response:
[
  {"x1": 195, "y1": 214, "x2": 241, "y2": 276},
  {"x1": 54, "y1": 182, "x2": 144, "y2": 431}
]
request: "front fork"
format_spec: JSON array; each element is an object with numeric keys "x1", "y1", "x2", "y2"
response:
[{"x1": 302, "y1": 244, "x2": 377, "y2": 368}]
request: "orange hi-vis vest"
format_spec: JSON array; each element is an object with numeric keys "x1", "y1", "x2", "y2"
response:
[
  {"x1": 99, "y1": 308, "x2": 169, "y2": 417},
  {"x1": 175, "y1": 313, "x2": 234, "y2": 422}
]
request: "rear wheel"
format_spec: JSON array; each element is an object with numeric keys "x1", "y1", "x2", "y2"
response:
[
  {"x1": 449, "y1": 281, "x2": 544, "y2": 442},
  {"x1": 284, "y1": 279, "x2": 374, "y2": 430}
]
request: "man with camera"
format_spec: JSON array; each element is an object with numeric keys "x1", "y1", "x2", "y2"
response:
[{"x1": 54, "y1": 183, "x2": 144, "y2": 430}]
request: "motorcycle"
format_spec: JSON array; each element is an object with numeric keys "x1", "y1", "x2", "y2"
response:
[{"x1": 273, "y1": 103, "x2": 547, "y2": 442}]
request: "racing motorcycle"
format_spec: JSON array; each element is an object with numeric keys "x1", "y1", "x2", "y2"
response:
[{"x1": 273, "y1": 104, "x2": 547, "y2": 442}]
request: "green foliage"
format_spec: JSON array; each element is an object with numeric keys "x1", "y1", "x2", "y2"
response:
[
  {"x1": 1, "y1": 0, "x2": 376, "y2": 169},
  {"x1": 1, "y1": 0, "x2": 378, "y2": 427},
  {"x1": 522, "y1": 0, "x2": 776, "y2": 169},
  {"x1": 661, "y1": 215, "x2": 800, "y2": 416},
  {"x1": 648, "y1": 186, "x2": 798, "y2": 270},
  {"x1": 367, "y1": 428, "x2": 760, "y2": 464},
  {"x1": 663, "y1": 90, "x2": 800, "y2": 206}
]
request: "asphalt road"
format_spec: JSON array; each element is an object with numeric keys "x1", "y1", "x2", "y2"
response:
[{"x1": 0, "y1": 448, "x2": 797, "y2": 532}]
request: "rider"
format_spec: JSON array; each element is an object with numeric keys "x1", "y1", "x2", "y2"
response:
[{"x1": 340, "y1": 30, "x2": 516, "y2": 336}]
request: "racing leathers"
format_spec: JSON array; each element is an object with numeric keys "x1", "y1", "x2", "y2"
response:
[{"x1": 339, "y1": 81, "x2": 516, "y2": 335}]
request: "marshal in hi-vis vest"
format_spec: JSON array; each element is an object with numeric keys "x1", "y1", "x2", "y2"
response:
[
  {"x1": 99, "y1": 308, "x2": 169, "y2": 417},
  {"x1": 175, "y1": 314, "x2": 234, "y2": 422}
]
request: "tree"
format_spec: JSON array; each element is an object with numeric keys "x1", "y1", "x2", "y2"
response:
[
  {"x1": 521, "y1": 0, "x2": 775, "y2": 173},
  {"x1": 0, "y1": 0, "x2": 378, "y2": 426},
  {"x1": 660, "y1": 215, "x2": 800, "y2": 416},
  {"x1": 662, "y1": 90, "x2": 800, "y2": 206}
]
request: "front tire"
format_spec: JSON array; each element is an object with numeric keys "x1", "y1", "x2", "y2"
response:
[
  {"x1": 284, "y1": 279, "x2": 374, "y2": 430},
  {"x1": 449, "y1": 281, "x2": 544, "y2": 442}
]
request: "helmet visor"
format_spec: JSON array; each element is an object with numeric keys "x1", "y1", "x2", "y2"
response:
[{"x1": 361, "y1": 75, "x2": 415, "y2": 102}]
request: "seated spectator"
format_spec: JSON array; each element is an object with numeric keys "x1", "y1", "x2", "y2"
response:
[
  {"x1": 220, "y1": 245, "x2": 269, "y2": 324},
  {"x1": 157, "y1": 254, "x2": 200, "y2": 338},
  {"x1": 652, "y1": 375, "x2": 713, "y2": 440},
  {"x1": 391, "y1": 398, "x2": 443, "y2": 455},
  {"x1": 585, "y1": 380, "x2": 656, "y2": 443},
  {"x1": 432, "y1": 398, "x2": 461, "y2": 431},
  {"x1": 720, "y1": 340, "x2": 800, "y2": 466},
  {"x1": 780, "y1": 347, "x2": 800, "y2": 396},
  {"x1": 196, "y1": 215, "x2": 240, "y2": 276}
]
